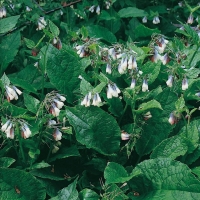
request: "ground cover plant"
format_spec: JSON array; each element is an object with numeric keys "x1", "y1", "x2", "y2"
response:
[{"x1": 1, "y1": 0, "x2": 200, "y2": 199}]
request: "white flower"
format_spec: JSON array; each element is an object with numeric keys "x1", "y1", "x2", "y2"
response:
[
  {"x1": 106, "y1": 64, "x2": 112, "y2": 74},
  {"x1": 195, "y1": 92, "x2": 200, "y2": 97},
  {"x1": 121, "y1": 132, "x2": 130, "y2": 140},
  {"x1": 50, "y1": 103, "x2": 60, "y2": 117},
  {"x1": 142, "y1": 79, "x2": 148, "y2": 92},
  {"x1": 21, "y1": 124, "x2": 31, "y2": 139},
  {"x1": 153, "y1": 16, "x2": 160, "y2": 24},
  {"x1": 1, "y1": 120, "x2": 11, "y2": 132},
  {"x1": 96, "y1": 5, "x2": 100, "y2": 15},
  {"x1": 108, "y1": 48, "x2": 116, "y2": 60},
  {"x1": 187, "y1": 14, "x2": 193, "y2": 24},
  {"x1": 168, "y1": 113, "x2": 176, "y2": 125},
  {"x1": 105, "y1": 1, "x2": 111, "y2": 9},
  {"x1": 26, "y1": 6, "x2": 32, "y2": 12},
  {"x1": 6, "y1": 86, "x2": 18, "y2": 100},
  {"x1": 48, "y1": 120, "x2": 57, "y2": 126},
  {"x1": 142, "y1": 16, "x2": 147, "y2": 23},
  {"x1": 144, "y1": 111, "x2": 152, "y2": 120},
  {"x1": 178, "y1": 2, "x2": 183, "y2": 7},
  {"x1": 182, "y1": 78, "x2": 188, "y2": 90},
  {"x1": 92, "y1": 93, "x2": 101, "y2": 106},
  {"x1": 166, "y1": 75, "x2": 173, "y2": 87},
  {"x1": 161, "y1": 53, "x2": 170, "y2": 65},
  {"x1": 107, "y1": 84, "x2": 120, "y2": 99},
  {"x1": 53, "y1": 99, "x2": 64, "y2": 109},
  {"x1": 37, "y1": 17, "x2": 47, "y2": 31},
  {"x1": 121, "y1": 57, "x2": 128, "y2": 71},
  {"x1": 81, "y1": 92, "x2": 92, "y2": 107},
  {"x1": 6, "y1": 127, "x2": 14, "y2": 139},
  {"x1": 118, "y1": 64, "x2": 125, "y2": 74},
  {"x1": 34, "y1": 62, "x2": 39, "y2": 67},
  {"x1": 130, "y1": 79, "x2": 136, "y2": 89},
  {"x1": 56, "y1": 94, "x2": 66, "y2": 102},
  {"x1": 53, "y1": 128, "x2": 62, "y2": 141},
  {"x1": 89, "y1": 5, "x2": 95, "y2": 13},
  {"x1": 0, "y1": 7, "x2": 6, "y2": 18},
  {"x1": 12, "y1": 86, "x2": 22, "y2": 95},
  {"x1": 151, "y1": 49, "x2": 161, "y2": 63}
]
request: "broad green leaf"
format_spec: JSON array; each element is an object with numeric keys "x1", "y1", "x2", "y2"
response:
[
  {"x1": 185, "y1": 145, "x2": 200, "y2": 165},
  {"x1": 192, "y1": 167, "x2": 200, "y2": 178},
  {"x1": 79, "y1": 189, "x2": 99, "y2": 200},
  {"x1": 29, "y1": 161, "x2": 51, "y2": 170},
  {"x1": 1, "y1": 73, "x2": 10, "y2": 87},
  {"x1": 86, "y1": 25, "x2": 117, "y2": 43},
  {"x1": 141, "y1": 61, "x2": 161, "y2": 84},
  {"x1": 24, "y1": 93, "x2": 40, "y2": 114},
  {"x1": 46, "y1": 45, "x2": 82, "y2": 103},
  {"x1": 135, "y1": 24, "x2": 160, "y2": 39},
  {"x1": 118, "y1": 7, "x2": 147, "y2": 18},
  {"x1": 80, "y1": 78, "x2": 93, "y2": 95},
  {"x1": 50, "y1": 178, "x2": 78, "y2": 200},
  {"x1": 135, "y1": 100, "x2": 162, "y2": 114},
  {"x1": 24, "y1": 38, "x2": 35, "y2": 49},
  {"x1": 175, "y1": 96, "x2": 185, "y2": 112},
  {"x1": 104, "y1": 162, "x2": 141, "y2": 184},
  {"x1": 129, "y1": 158, "x2": 200, "y2": 200},
  {"x1": 0, "y1": 168, "x2": 46, "y2": 199},
  {"x1": 49, "y1": 146, "x2": 80, "y2": 162},
  {"x1": 151, "y1": 135, "x2": 189, "y2": 159},
  {"x1": 107, "y1": 97, "x2": 124, "y2": 117},
  {"x1": 66, "y1": 106, "x2": 120, "y2": 155},
  {"x1": 0, "y1": 157, "x2": 15, "y2": 167},
  {"x1": 49, "y1": 20, "x2": 60, "y2": 37},
  {"x1": 0, "y1": 31, "x2": 21, "y2": 73},
  {"x1": 0, "y1": 15, "x2": 20, "y2": 34},
  {"x1": 93, "y1": 82, "x2": 106, "y2": 94},
  {"x1": 136, "y1": 88, "x2": 177, "y2": 155}
]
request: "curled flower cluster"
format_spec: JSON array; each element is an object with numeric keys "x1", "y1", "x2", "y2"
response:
[
  {"x1": 5, "y1": 85, "x2": 22, "y2": 101},
  {"x1": 36, "y1": 17, "x2": 47, "y2": 31},
  {"x1": 43, "y1": 92, "x2": 66, "y2": 117},
  {"x1": 81, "y1": 92, "x2": 102, "y2": 107},
  {"x1": 1, "y1": 120, "x2": 32, "y2": 139},
  {"x1": 0, "y1": 6, "x2": 6, "y2": 18}
]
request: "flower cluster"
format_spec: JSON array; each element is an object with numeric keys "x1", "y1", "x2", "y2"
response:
[
  {"x1": 0, "y1": 6, "x2": 6, "y2": 18},
  {"x1": 118, "y1": 55, "x2": 137, "y2": 74},
  {"x1": 88, "y1": 5, "x2": 100, "y2": 15},
  {"x1": 48, "y1": 119, "x2": 63, "y2": 142},
  {"x1": 166, "y1": 75, "x2": 188, "y2": 90},
  {"x1": 1, "y1": 120, "x2": 32, "y2": 139},
  {"x1": 43, "y1": 92, "x2": 66, "y2": 117},
  {"x1": 5, "y1": 85, "x2": 22, "y2": 102},
  {"x1": 81, "y1": 92, "x2": 102, "y2": 107},
  {"x1": 107, "y1": 83, "x2": 121, "y2": 99},
  {"x1": 36, "y1": 17, "x2": 47, "y2": 31}
]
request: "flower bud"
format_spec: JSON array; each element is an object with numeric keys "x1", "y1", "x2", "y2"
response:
[
  {"x1": 96, "y1": 5, "x2": 100, "y2": 15},
  {"x1": 106, "y1": 64, "x2": 112, "y2": 74},
  {"x1": 130, "y1": 79, "x2": 136, "y2": 89},
  {"x1": 53, "y1": 128, "x2": 62, "y2": 141},
  {"x1": 142, "y1": 79, "x2": 148, "y2": 92},
  {"x1": 187, "y1": 14, "x2": 193, "y2": 24},
  {"x1": 1, "y1": 120, "x2": 11, "y2": 132},
  {"x1": 166, "y1": 75, "x2": 173, "y2": 87},
  {"x1": 121, "y1": 132, "x2": 130, "y2": 140},
  {"x1": 142, "y1": 16, "x2": 147, "y2": 23},
  {"x1": 168, "y1": 113, "x2": 177, "y2": 125},
  {"x1": 153, "y1": 16, "x2": 160, "y2": 24},
  {"x1": 182, "y1": 78, "x2": 188, "y2": 90}
]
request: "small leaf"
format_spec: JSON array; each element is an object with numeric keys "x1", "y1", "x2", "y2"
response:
[
  {"x1": 24, "y1": 38, "x2": 35, "y2": 49},
  {"x1": 0, "y1": 157, "x2": 15, "y2": 167},
  {"x1": 118, "y1": 7, "x2": 147, "y2": 18},
  {"x1": 79, "y1": 189, "x2": 99, "y2": 200},
  {"x1": 80, "y1": 78, "x2": 93, "y2": 95},
  {"x1": 24, "y1": 93, "x2": 40, "y2": 114},
  {"x1": 175, "y1": 96, "x2": 185, "y2": 112},
  {"x1": 49, "y1": 20, "x2": 60, "y2": 37}
]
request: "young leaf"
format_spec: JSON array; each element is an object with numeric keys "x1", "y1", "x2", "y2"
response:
[
  {"x1": 79, "y1": 189, "x2": 99, "y2": 200},
  {"x1": 49, "y1": 20, "x2": 60, "y2": 37},
  {"x1": 0, "y1": 157, "x2": 15, "y2": 168}
]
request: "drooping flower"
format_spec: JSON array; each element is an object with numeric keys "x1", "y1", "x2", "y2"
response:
[
  {"x1": 151, "y1": 49, "x2": 161, "y2": 63},
  {"x1": 21, "y1": 123, "x2": 31, "y2": 139},
  {"x1": 96, "y1": 5, "x2": 100, "y2": 15},
  {"x1": 48, "y1": 120, "x2": 57, "y2": 126},
  {"x1": 5, "y1": 85, "x2": 22, "y2": 101},
  {"x1": 161, "y1": 53, "x2": 170, "y2": 65},
  {"x1": 26, "y1": 6, "x2": 32, "y2": 12},
  {"x1": 121, "y1": 131, "x2": 130, "y2": 140},
  {"x1": 166, "y1": 75, "x2": 173, "y2": 87},
  {"x1": 168, "y1": 112, "x2": 177, "y2": 125},
  {"x1": 107, "y1": 83, "x2": 121, "y2": 99},
  {"x1": 56, "y1": 93, "x2": 66, "y2": 102},
  {"x1": 36, "y1": 17, "x2": 47, "y2": 31},
  {"x1": 92, "y1": 93, "x2": 102, "y2": 106},
  {"x1": 53, "y1": 128, "x2": 62, "y2": 141},
  {"x1": 53, "y1": 99, "x2": 64, "y2": 109},
  {"x1": 106, "y1": 64, "x2": 112, "y2": 74},
  {"x1": 50, "y1": 103, "x2": 61, "y2": 117},
  {"x1": 81, "y1": 92, "x2": 92, "y2": 107},
  {"x1": 195, "y1": 92, "x2": 200, "y2": 97},
  {"x1": 1, "y1": 120, "x2": 11, "y2": 132},
  {"x1": 142, "y1": 79, "x2": 148, "y2": 92},
  {"x1": 108, "y1": 48, "x2": 116, "y2": 60},
  {"x1": 182, "y1": 78, "x2": 188, "y2": 90},
  {"x1": 130, "y1": 79, "x2": 136, "y2": 89},
  {"x1": 0, "y1": 7, "x2": 6, "y2": 18},
  {"x1": 105, "y1": 1, "x2": 111, "y2": 9},
  {"x1": 187, "y1": 14, "x2": 193, "y2": 24},
  {"x1": 5, "y1": 127, "x2": 14, "y2": 139},
  {"x1": 153, "y1": 16, "x2": 160, "y2": 24},
  {"x1": 142, "y1": 16, "x2": 147, "y2": 23},
  {"x1": 143, "y1": 111, "x2": 152, "y2": 120},
  {"x1": 89, "y1": 5, "x2": 95, "y2": 13}
]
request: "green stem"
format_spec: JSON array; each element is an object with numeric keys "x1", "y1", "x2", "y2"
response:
[
  {"x1": 46, "y1": 143, "x2": 53, "y2": 162},
  {"x1": 17, "y1": 123, "x2": 26, "y2": 165},
  {"x1": 34, "y1": 34, "x2": 46, "y2": 49},
  {"x1": 118, "y1": 103, "x2": 128, "y2": 125}
]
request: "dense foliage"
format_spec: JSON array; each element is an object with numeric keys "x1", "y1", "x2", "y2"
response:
[{"x1": 1, "y1": 0, "x2": 200, "y2": 199}]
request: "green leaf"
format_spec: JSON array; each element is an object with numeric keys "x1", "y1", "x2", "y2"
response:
[
  {"x1": 135, "y1": 100, "x2": 162, "y2": 114},
  {"x1": 107, "y1": 97, "x2": 124, "y2": 117},
  {"x1": 0, "y1": 157, "x2": 15, "y2": 167},
  {"x1": 0, "y1": 15, "x2": 20, "y2": 34},
  {"x1": 24, "y1": 93, "x2": 40, "y2": 114},
  {"x1": 1, "y1": 73, "x2": 10, "y2": 87},
  {"x1": 175, "y1": 96, "x2": 185, "y2": 112},
  {"x1": 49, "y1": 20, "x2": 60, "y2": 37},
  {"x1": 79, "y1": 189, "x2": 99, "y2": 200},
  {"x1": 0, "y1": 31, "x2": 21, "y2": 73},
  {"x1": 66, "y1": 106, "x2": 120, "y2": 155},
  {"x1": 86, "y1": 25, "x2": 117, "y2": 43},
  {"x1": 141, "y1": 61, "x2": 161, "y2": 84},
  {"x1": 134, "y1": 24, "x2": 160, "y2": 39},
  {"x1": 93, "y1": 82, "x2": 106, "y2": 94},
  {"x1": 46, "y1": 45, "x2": 81, "y2": 103},
  {"x1": 151, "y1": 135, "x2": 190, "y2": 159},
  {"x1": 49, "y1": 146, "x2": 80, "y2": 162},
  {"x1": 185, "y1": 145, "x2": 200, "y2": 165},
  {"x1": 118, "y1": 7, "x2": 147, "y2": 18},
  {"x1": 129, "y1": 158, "x2": 200, "y2": 199},
  {"x1": 80, "y1": 78, "x2": 93, "y2": 95},
  {"x1": 104, "y1": 162, "x2": 141, "y2": 184},
  {"x1": 0, "y1": 168, "x2": 46, "y2": 199},
  {"x1": 29, "y1": 161, "x2": 51, "y2": 170},
  {"x1": 24, "y1": 38, "x2": 35, "y2": 49},
  {"x1": 50, "y1": 178, "x2": 78, "y2": 200}
]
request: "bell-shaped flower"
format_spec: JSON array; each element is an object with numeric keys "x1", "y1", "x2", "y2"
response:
[
  {"x1": 107, "y1": 83, "x2": 120, "y2": 99},
  {"x1": 53, "y1": 128, "x2": 62, "y2": 141},
  {"x1": 48, "y1": 120, "x2": 57, "y2": 126},
  {"x1": 108, "y1": 48, "x2": 116, "y2": 60},
  {"x1": 81, "y1": 92, "x2": 92, "y2": 107},
  {"x1": 21, "y1": 124, "x2": 31, "y2": 139},
  {"x1": 153, "y1": 16, "x2": 160, "y2": 24},
  {"x1": 187, "y1": 14, "x2": 193, "y2": 24},
  {"x1": 166, "y1": 75, "x2": 173, "y2": 87},
  {"x1": 1, "y1": 120, "x2": 11, "y2": 132},
  {"x1": 26, "y1": 6, "x2": 32, "y2": 12},
  {"x1": 92, "y1": 93, "x2": 101, "y2": 106},
  {"x1": 144, "y1": 111, "x2": 152, "y2": 120},
  {"x1": 56, "y1": 94, "x2": 66, "y2": 102},
  {"x1": 161, "y1": 53, "x2": 170, "y2": 65},
  {"x1": 195, "y1": 92, "x2": 200, "y2": 97},
  {"x1": 151, "y1": 49, "x2": 161, "y2": 63},
  {"x1": 130, "y1": 79, "x2": 136, "y2": 89},
  {"x1": 118, "y1": 63, "x2": 125, "y2": 74},
  {"x1": 106, "y1": 64, "x2": 112, "y2": 74},
  {"x1": 53, "y1": 99, "x2": 64, "y2": 109},
  {"x1": 96, "y1": 5, "x2": 100, "y2": 15},
  {"x1": 142, "y1": 79, "x2": 148, "y2": 92},
  {"x1": 121, "y1": 57, "x2": 128, "y2": 71},
  {"x1": 89, "y1": 5, "x2": 95, "y2": 13},
  {"x1": 182, "y1": 78, "x2": 188, "y2": 90},
  {"x1": 12, "y1": 86, "x2": 22, "y2": 95},
  {"x1": 37, "y1": 17, "x2": 47, "y2": 31},
  {"x1": 0, "y1": 7, "x2": 6, "y2": 18},
  {"x1": 168, "y1": 112, "x2": 176, "y2": 125},
  {"x1": 142, "y1": 16, "x2": 147, "y2": 23},
  {"x1": 128, "y1": 56, "x2": 137, "y2": 70},
  {"x1": 6, "y1": 86, "x2": 18, "y2": 100},
  {"x1": 121, "y1": 132, "x2": 130, "y2": 140},
  {"x1": 6, "y1": 127, "x2": 14, "y2": 139},
  {"x1": 105, "y1": 1, "x2": 111, "y2": 9},
  {"x1": 50, "y1": 103, "x2": 60, "y2": 117}
]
